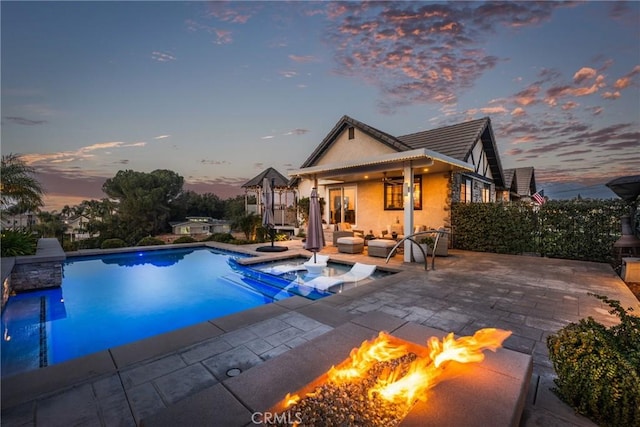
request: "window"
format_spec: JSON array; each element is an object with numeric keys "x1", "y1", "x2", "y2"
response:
[
  {"x1": 461, "y1": 177, "x2": 472, "y2": 203},
  {"x1": 384, "y1": 176, "x2": 422, "y2": 210},
  {"x1": 348, "y1": 127, "x2": 355, "y2": 139},
  {"x1": 482, "y1": 184, "x2": 490, "y2": 203}
]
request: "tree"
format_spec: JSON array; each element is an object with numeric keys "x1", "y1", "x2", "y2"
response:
[
  {"x1": 1, "y1": 153, "x2": 44, "y2": 212},
  {"x1": 102, "y1": 169, "x2": 184, "y2": 240}
]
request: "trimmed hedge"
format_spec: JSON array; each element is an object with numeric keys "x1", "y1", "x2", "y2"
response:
[{"x1": 451, "y1": 199, "x2": 629, "y2": 263}]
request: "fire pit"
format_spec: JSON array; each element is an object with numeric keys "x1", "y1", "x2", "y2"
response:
[{"x1": 265, "y1": 328, "x2": 512, "y2": 426}]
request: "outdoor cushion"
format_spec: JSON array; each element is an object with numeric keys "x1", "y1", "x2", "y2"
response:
[
  {"x1": 337, "y1": 236, "x2": 364, "y2": 254},
  {"x1": 306, "y1": 262, "x2": 376, "y2": 291}
]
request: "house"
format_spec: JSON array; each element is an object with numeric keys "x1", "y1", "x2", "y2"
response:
[
  {"x1": 501, "y1": 167, "x2": 538, "y2": 202},
  {"x1": 64, "y1": 215, "x2": 97, "y2": 241},
  {"x1": 170, "y1": 217, "x2": 230, "y2": 236},
  {"x1": 288, "y1": 115, "x2": 510, "y2": 261}
]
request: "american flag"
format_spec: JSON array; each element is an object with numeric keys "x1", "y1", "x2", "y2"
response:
[{"x1": 532, "y1": 189, "x2": 545, "y2": 205}]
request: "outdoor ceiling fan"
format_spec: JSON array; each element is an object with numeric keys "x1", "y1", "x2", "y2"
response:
[{"x1": 382, "y1": 172, "x2": 403, "y2": 184}]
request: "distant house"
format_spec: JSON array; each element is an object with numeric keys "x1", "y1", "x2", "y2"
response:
[
  {"x1": 501, "y1": 167, "x2": 538, "y2": 202},
  {"x1": 64, "y1": 215, "x2": 98, "y2": 241},
  {"x1": 170, "y1": 217, "x2": 230, "y2": 236},
  {"x1": 289, "y1": 115, "x2": 528, "y2": 261},
  {"x1": 2, "y1": 211, "x2": 38, "y2": 231}
]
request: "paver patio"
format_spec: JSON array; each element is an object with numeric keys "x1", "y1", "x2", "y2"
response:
[{"x1": 2, "y1": 242, "x2": 638, "y2": 426}]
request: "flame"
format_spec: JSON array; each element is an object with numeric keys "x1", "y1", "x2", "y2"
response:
[
  {"x1": 327, "y1": 331, "x2": 409, "y2": 382},
  {"x1": 277, "y1": 328, "x2": 512, "y2": 421},
  {"x1": 283, "y1": 392, "x2": 300, "y2": 408}
]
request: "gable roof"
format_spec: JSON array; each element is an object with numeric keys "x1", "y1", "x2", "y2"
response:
[
  {"x1": 514, "y1": 167, "x2": 536, "y2": 196},
  {"x1": 299, "y1": 115, "x2": 411, "y2": 169},
  {"x1": 397, "y1": 117, "x2": 505, "y2": 188},
  {"x1": 242, "y1": 167, "x2": 291, "y2": 189},
  {"x1": 294, "y1": 115, "x2": 506, "y2": 188}
]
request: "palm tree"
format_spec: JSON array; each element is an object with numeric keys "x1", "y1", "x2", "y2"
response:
[{"x1": 1, "y1": 153, "x2": 45, "y2": 212}]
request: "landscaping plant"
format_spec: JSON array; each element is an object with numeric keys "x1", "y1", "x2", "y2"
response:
[
  {"x1": 547, "y1": 294, "x2": 640, "y2": 427},
  {"x1": 136, "y1": 236, "x2": 165, "y2": 246},
  {"x1": 1, "y1": 230, "x2": 37, "y2": 256},
  {"x1": 100, "y1": 238, "x2": 127, "y2": 249}
]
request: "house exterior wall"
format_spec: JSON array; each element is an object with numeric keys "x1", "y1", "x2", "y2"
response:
[
  {"x1": 297, "y1": 171, "x2": 451, "y2": 237},
  {"x1": 315, "y1": 127, "x2": 396, "y2": 165}
]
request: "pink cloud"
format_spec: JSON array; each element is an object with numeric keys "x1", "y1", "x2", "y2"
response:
[{"x1": 573, "y1": 67, "x2": 596, "y2": 84}]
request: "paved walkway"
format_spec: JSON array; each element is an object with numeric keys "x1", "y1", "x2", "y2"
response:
[{"x1": 2, "y1": 242, "x2": 638, "y2": 426}]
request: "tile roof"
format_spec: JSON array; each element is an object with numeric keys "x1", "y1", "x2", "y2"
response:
[
  {"x1": 241, "y1": 167, "x2": 291, "y2": 188},
  {"x1": 295, "y1": 115, "x2": 506, "y2": 188}
]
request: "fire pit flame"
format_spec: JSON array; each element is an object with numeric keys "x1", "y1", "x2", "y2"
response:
[{"x1": 274, "y1": 328, "x2": 512, "y2": 426}]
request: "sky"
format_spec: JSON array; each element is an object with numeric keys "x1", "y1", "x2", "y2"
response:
[{"x1": 2, "y1": 1, "x2": 639, "y2": 211}]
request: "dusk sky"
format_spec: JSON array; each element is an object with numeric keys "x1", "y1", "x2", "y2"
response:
[{"x1": 2, "y1": 1, "x2": 639, "y2": 211}]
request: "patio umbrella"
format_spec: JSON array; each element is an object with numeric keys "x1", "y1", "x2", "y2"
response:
[
  {"x1": 262, "y1": 177, "x2": 275, "y2": 246},
  {"x1": 306, "y1": 187, "x2": 325, "y2": 263},
  {"x1": 606, "y1": 175, "x2": 640, "y2": 203}
]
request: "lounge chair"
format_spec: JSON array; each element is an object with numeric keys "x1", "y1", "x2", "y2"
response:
[
  {"x1": 262, "y1": 254, "x2": 330, "y2": 275},
  {"x1": 305, "y1": 262, "x2": 376, "y2": 291}
]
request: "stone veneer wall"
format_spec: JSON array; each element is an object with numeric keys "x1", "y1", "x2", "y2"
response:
[{"x1": 2, "y1": 238, "x2": 65, "y2": 310}]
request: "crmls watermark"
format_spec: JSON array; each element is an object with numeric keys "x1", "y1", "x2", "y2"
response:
[{"x1": 252, "y1": 411, "x2": 303, "y2": 425}]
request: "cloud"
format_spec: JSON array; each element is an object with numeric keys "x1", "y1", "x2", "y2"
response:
[
  {"x1": 20, "y1": 141, "x2": 147, "y2": 166},
  {"x1": 151, "y1": 51, "x2": 176, "y2": 62},
  {"x1": 283, "y1": 128, "x2": 309, "y2": 136},
  {"x1": 573, "y1": 67, "x2": 597, "y2": 84},
  {"x1": 289, "y1": 54, "x2": 317, "y2": 63},
  {"x1": 3, "y1": 116, "x2": 48, "y2": 126},
  {"x1": 279, "y1": 70, "x2": 297, "y2": 78},
  {"x1": 324, "y1": 1, "x2": 570, "y2": 112},
  {"x1": 261, "y1": 135, "x2": 275, "y2": 140},
  {"x1": 154, "y1": 135, "x2": 171, "y2": 140},
  {"x1": 214, "y1": 29, "x2": 232, "y2": 45},
  {"x1": 200, "y1": 159, "x2": 230, "y2": 165}
]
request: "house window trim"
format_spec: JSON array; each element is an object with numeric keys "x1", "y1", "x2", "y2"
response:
[
  {"x1": 348, "y1": 127, "x2": 355, "y2": 140},
  {"x1": 384, "y1": 175, "x2": 422, "y2": 210}
]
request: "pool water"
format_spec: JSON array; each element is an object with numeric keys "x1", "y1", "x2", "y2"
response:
[{"x1": 1, "y1": 247, "x2": 331, "y2": 378}]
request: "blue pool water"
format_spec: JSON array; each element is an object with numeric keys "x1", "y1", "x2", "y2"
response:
[{"x1": 1, "y1": 247, "x2": 331, "y2": 378}]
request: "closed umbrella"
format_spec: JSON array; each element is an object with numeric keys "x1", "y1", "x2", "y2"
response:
[
  {"x1": 262, "y1": 178, "x2": 275, "y2": 247},
  {"x1": 306, "y1": 187, "x2": 325, "y2": 263}
]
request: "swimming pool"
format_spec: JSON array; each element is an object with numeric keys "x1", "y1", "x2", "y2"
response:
[{"x1": 1, "y1": 247, "x2": 332, "y2": 378}]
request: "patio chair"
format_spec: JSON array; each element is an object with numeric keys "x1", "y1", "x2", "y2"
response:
[
  {"x1": 262, "y1": 254, "x2": 330, "y2": 275},
  {"x1": 305, "y1": 262, "x2": 376, "y2": 291},
  {"x1": 333, "y1": 222, "x2": 363, "y2": 245}
]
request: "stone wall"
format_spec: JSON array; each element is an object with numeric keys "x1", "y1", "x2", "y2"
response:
[{"x1": 2, "y1": 238, "x2": 66, "y2": 310}]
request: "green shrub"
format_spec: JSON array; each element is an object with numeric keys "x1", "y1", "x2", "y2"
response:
[
  {"x1": 203, "y1": 233, "x2": 234, "y2": 243},
  {"x1": 547, "y1": 294, "x2": 640, "y2": 427},
  {"x1": 451, "y1": 199, "x2": 628, "y2": 263},
  {"x1": 136, "y1": 236, "x2": 165, "y2": 246},
  {"x1": 172, "y1": 235, "x2": 196, "y2": 244},
  {"x1": 101, "y1": 238, "x2": 127, "y2": 249},
  {"x1": 1, "y1": 230, "x2": 37, "y2": 256},
  {"x1": 63, "y1": 240, "x2": 80, "y2": 252}
]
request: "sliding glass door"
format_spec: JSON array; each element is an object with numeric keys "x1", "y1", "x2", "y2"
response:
[{"x1": 328, "y1": 186, "x2": 356, "y2": 226}]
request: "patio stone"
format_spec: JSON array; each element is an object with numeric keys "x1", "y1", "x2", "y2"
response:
[
  {"x1": 277, "y1": 311, "x2": 327, "y2": 331},
  {"x1": 154, "y1": 364, "x2": 218, "y2": 405},
  {"x1": 179, "y1": 337, "x2": 233, "y2": 364},
  {"x1": 36, "y1": 383, "x2": 101, "y2": 427},
  {"x1": 247, "y1": 317, "x2": 290, "y2": 337},
  {"x1": 140, "y1": 383, "x2": 251, "y2": 427},
  {"x1": 264, "y1": 326, "x2": 305, "y2": 346},
  {"x1": 296, "y1": 301, "x2": 355, "y2": 326},
  {"x1": 120, "y1": 354, "x2": 186, "y2": 389},
  {"x1": 243, "y1": 337, "x2": 275, "y2": 355},
  {"x1": 220, "y1": 327, "x2": 259, "y2": 347},
  {"x1": 202, "y1": 345, "x2": 264, "y2": 380},
  {"x1": 126, "y1": 383, "x2": 166, "y2": 425}
]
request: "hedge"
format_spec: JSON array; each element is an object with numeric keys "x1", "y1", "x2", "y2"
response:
[{"x1": 451, "y1": 199, "x2": 630, "y2": 263}]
